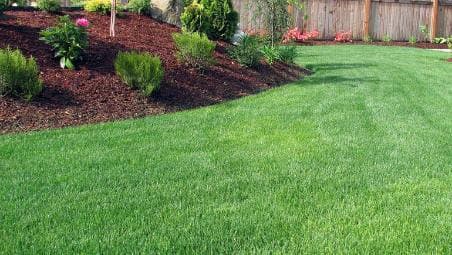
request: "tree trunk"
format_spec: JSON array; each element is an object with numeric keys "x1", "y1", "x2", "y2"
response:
[{"x1": 110, "y1": 0, "x2": 116, "y2": 37}]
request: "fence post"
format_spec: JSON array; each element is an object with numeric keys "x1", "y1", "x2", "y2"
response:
[
  {"x1": 363, "y1": 0, "x2": 372, "y2": 39},
  {"x1": 431, "y1": 0, "x2": 439, "y2": 41}
]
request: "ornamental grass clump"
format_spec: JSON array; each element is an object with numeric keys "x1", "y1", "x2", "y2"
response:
[
  {"x1": 39, "y1": 15, "x2": 89, "y2": 69},
  {"x1": 0, "y1": 47, "x2": 43, "y2": 101},
  {"x1": 114, "y1": 52, "x2": 164, "y2": 96}
]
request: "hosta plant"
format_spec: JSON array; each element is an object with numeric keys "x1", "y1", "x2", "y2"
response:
[{"x1": 40, "y1": 16, "x2": 89, "y2": 69}]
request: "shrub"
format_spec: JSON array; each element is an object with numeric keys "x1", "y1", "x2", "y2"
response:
[
  {"x1": 181, "y1": 1, "x2": 208, "y2": 35},
  {"x1": 228, "y1": 35, "x2": 262, "y2": 68},
  {"x1": 0, "y1": 48, "x2": 43, "y2": 101},
  {"x1": 382, "y1": 35, "x2": 392, "y2": 44},
  {"x1": 278, "y1": 45, "x2": 297, "y2": 64},
  {"x1": 39, "y1": 15, "x2": 89, "y2": 69},
  {"x1": 127, "y1": 0, "x2": 151, "y2": 15},
  {"x1": 84, "y1": 0, "x2": 111, "y2": 14},
  {"x1": 433, "y1": 36, "x2": 452, "y2": 49},
  {"x1": 181, "y1": 0, "x2": 238, "y2": 41},
  {"x1": 203, "y1": 0, "x2": 238, "y2": 41},
  {"x1": 114, "y1": 52, "x2": 164, "y2": 96},
  {"x1": 363, "y1": 34, "x2": 373, "y2": 43},
  {"x1": 0, "y1": 0, "x2": 8, "y2": 15},
  {"x1": 37, "y1": 0, "x2": 60, "y2": 12},
  {"x1": 408, "y1": 36, "x2": 417, "y2": 45},
  {"x1": 173, "y1": 32, "x2": 216, "y2": 69},
  {"x1": 334, "y1": 31, "x2": 352, "y2": 43},
  {"x1": 260, "y1": 45, "x2": 280, "y2": 65}
]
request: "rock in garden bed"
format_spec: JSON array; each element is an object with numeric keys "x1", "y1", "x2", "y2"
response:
[{"x1": 0, "y1": 10, "x2": 308, "y2": 134}]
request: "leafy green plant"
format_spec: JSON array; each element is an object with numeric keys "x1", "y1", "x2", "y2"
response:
[
  {"x1": 0, "y1": 0, "x2": 8, "y2": 15},
  {"x1": 433, "y1": 36, "x2": 452, "y2": 48},
  {"x1": 228, "y1": 35, "x2": 262, "y2": 68},
  {"x1": 0, "y1": 47, "x2": 43, "y2": 101},
  {"x1": 382, "y1": 35, "x2": 392, "y2": 44},
  {"x1": 173, "y1": 32, "x2": 216, "y2": 69},
  {"x1": 84, "y1": 0, "x2": 111, "y2": 14},
  {"x1": 408, "y1": 36, "x2": 417, "y2": 45},
  {"x1": 363, "y1": 35, "x2": 373, "y2": 43},
  {"x1": 114, "y1": 52, "x2": 164, "y2": 96},
  {"x1": 39, "y1": 15, "x2": 89, "y2": 69},
  {"x1": 260, "y1": 45, "x2": 280, "y2": 65},
  {"x1": 278, "y1": 45, "x2": 297, "y2": 64},
  {"x1": 181, "y1": 0, "x2": 238, "y2": 41},
  {"x1": 181, "y1": 0, "x2": 208, "y2": 34},
  {"x1": 202, "y1": 0, "x2": 238, "y2": 41},
  {"x1": 37, "y1": 0, "x2": 60, "y2": 12},
  {"x1": 127, "y1": 0, "x2": 151, "y2": 15},
  {"x1": 419, "y1": 25, "x2": 429, "y2": 42}
]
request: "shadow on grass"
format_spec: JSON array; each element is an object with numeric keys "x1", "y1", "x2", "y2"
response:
[
  {"x1": 301, "y1": 75, "x2": 379, "y2": 87},
  {"x1": 305, "y1": 62, "x2": 376, "y2": 72}
]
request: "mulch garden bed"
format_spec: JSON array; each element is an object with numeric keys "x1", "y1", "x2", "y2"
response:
[{"x1": 0, "y1": 11, "x2": 309, "y2": 134}]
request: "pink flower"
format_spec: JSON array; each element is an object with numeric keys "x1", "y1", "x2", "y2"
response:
[{"x1": 76, "y1": 18, "x2": 89, "y2": 28}]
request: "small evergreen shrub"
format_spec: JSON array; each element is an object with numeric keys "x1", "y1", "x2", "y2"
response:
[
  {"x1": 114, "y1": 52, "x2": 164, "y2": 96},
  {"x1": 84, "y1": 0, "x2": 111, "y2": 14},
  {"x1": 0, "y1": 48, "x2": 43, "y2": 101},
  {"x1": 203, "y1": 0, "x2": 238, "y2": 41},
  {"x1": 127, "y1": 0, "x2": 151, "y2": 15},
  {"x1": 37, "y1": 0, "x2": 60, "y2": 12},
  {"x1": 0, "y1": 0, "x2": 8, "y2": 15},
  {"x1": 181, "y1": 1, "x2": 208, "y2": 35},
  {"x1": 181, "y1": 0, "x2": 238, "y2": 41},
  {"x1": 39, "y1": 15, "x2": 89, "y2": 69},
  {"x1": 173, "y1": 32, "x2": 216, "y2": 69},
  {"x1": 229, "y1": 35, "x2": 262, "y2": 68},
  {"x1": 278, "y1": 45, "x2": 297, "y2": 64}
]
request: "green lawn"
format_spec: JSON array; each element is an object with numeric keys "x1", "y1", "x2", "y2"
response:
[{"x1": 1, "y1": 46, "x2": 451, "y2": 254}]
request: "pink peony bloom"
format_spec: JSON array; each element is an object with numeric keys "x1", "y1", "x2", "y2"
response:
[{"x1": 76, "y1": 18, "x2": 90, "y2": 28}]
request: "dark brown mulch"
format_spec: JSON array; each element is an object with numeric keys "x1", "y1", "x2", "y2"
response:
[
  {"x1": 305, "y1": 40, "x2": 449, "y2": 49},
  {"x1": 0, "y1": 11, "x2": 309, "y2": 134}
]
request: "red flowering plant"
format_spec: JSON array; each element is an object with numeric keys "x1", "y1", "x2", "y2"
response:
[
  {"x1": 39, "y1": 16, "x2": 90, "y2": 69},
  {"x1": 283, "y1": 28, "x2": 319, "y2": 43},
  {"x1": 334, "y1": 31, "x2": 352, "y2": 43}
]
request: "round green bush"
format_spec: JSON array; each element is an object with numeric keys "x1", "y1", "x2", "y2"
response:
[
  {"x1": 0, "y1": 48, "x2": 43, "y2": 101},
  {"x1": 127, "y1": 0, "x2": 151, "y2": 15},
  {"x1": 0, "y1": 0, "x2": 8, "y2": 14},
  {"x1": 114, "y1": 52, "x2": 164, "y2": 96},
  {"x1": 172, "y1": 32, "x2": 216, "y2": 69},
  {"x1": 181, "y1": 0, "x2": 238, "y2": 42},
  {"x1": 37, "y1": 0, "x2": 61, "y2": 13}
]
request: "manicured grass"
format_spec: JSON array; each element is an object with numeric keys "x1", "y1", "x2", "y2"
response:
[{"x1": 1, "y1": 46, "x2": 451, "y2": 253}]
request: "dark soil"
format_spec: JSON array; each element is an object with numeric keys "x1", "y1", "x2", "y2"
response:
[
  {"x1": 0, "y1": 11, "x2": 309, "y2": 134},
  {"x1": 306, "y1": 40, "x2": 449, "y2": 49}
]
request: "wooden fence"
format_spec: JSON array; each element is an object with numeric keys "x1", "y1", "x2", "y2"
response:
[{"x1": 232, "y1": 0, "x2": 452, "y2": 41}]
